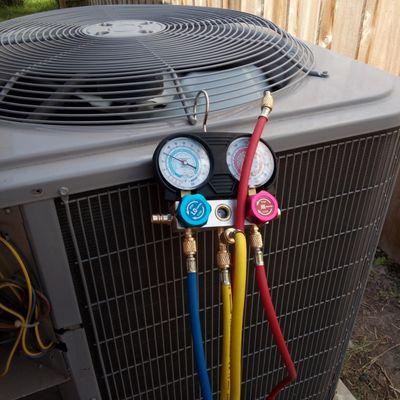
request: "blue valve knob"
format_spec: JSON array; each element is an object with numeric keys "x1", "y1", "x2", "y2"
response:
[{"x1": 177, "y1": 194, "x2": 212, "y2": 228}]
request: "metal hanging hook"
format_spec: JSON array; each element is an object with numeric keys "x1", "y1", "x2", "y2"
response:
[{"x1": 192, "y1": 90, "x2": 210, "y2": 133}]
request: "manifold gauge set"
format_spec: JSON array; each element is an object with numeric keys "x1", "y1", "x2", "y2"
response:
[
  {"x1": 151, "y1": 92, "x2": 296, "y2": 400},
  {"x1": 153, "y1": 133, "x2": 278, "y2": 229}
]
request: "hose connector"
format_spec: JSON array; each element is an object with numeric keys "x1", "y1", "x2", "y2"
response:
[
  {"x1": 260, "y1": 90, "x2": 273, "y2": 118},
  {"x1": 216, "y1": 243, "x2": 231, "y2": 270},
  {"x1": 217, "y1": 229, "x2": 231, "y2": 270},
  {"x1": 217, "y1": 228, "x2": 232, "y2": 286},
  {"x1": 250, "y1": 225, "x2": 264, "y2": 266},
  {"x1": 151, "y1": 214, "x2": 173, "y2": 224},
  {"x1": 183, "y1": 229, "x2": 197, "y2": 272},
  {"x1": 222, "y1": 227, "x2": 238, "y2": 245}
]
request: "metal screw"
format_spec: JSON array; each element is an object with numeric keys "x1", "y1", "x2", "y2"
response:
[
  {"x1": 4, "y1": 208, "x2": 11, "y2": 215},
  {"x1": 58, "y1": 187, "x2": 69, "y2": 196}
]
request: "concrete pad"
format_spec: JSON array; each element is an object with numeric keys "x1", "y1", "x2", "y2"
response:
[{"x1": 335, "y1": 380, "x2": 357, "y2": 400}]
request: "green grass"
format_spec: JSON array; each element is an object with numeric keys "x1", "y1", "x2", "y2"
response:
[{"x1": 0, "y1": 0, "x2": 58, "y2": 22}]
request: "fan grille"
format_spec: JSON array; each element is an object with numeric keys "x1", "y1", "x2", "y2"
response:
[{"x1": 0, "y1": 5, "x2": 314, "y2": 125}]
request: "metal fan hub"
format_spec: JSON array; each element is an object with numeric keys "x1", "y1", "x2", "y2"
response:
[{"x1": 82, "y1": 20, "x2": 166, "y2": 38}]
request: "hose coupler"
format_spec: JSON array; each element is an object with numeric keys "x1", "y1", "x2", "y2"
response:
[
  {"x1": 216, "y1": 245, "x2": 231, "y2": 270},
  {"x1": 217, "y1": 229, "x2": 231, "y2": 269},
  {"x1": 250, "y1": 225, "x2": 264, "y2": 266},
  {"x1": 151, "y1": 214, "x2": 173, "y2": 224},
  {"x1": 183, "y1": 229, "x2": 197, "y2": 272},
  {"x1": 260, "y1": 91, "x2": 273, "y2": 118},
  {"x1": 217, "y1": 228, "x2": 232, "y2": 284}
]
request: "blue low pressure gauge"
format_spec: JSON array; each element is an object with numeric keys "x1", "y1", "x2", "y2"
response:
[
  {"x1": 157, "y1": 136, "x2": 211, "y2": 191},
  {"x1": 177, "y1": 194, "x2": 212, "y2": 227}
]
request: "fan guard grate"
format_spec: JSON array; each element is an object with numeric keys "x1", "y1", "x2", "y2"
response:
[{"x1": 0, "y1": 5, "x2": 314, "y2": 125}]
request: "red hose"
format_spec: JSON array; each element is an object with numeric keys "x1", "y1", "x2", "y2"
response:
[
  {"x1": 255, "y1": 265, "x2": 297, "y2": 399},
  {"x1": 235, "y1": 116, "x2": 268, "y2": 231},
  {"x1": 235, "y1": 112, "x2": 297, "y2": 399}
]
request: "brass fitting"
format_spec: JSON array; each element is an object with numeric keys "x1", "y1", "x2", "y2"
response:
[
  {"x1": 250, "y1": 225, "x2": 264, "y2": 266},
  {"x1": 217, "y1": 229, "x2": 231, "y2": 270},
  {"x1": 222, "y1": 227, "x2": 237, "y2": 244},
  {"x1": 216, "y1": 246, "x2": 231, "y2": 269},
  {"x1": 151, "y1": 214, "x2": 173, "y2": 224},
  {"x1": 183, "y1": 229, "x2": 197, "y2": 255},
  {"x1": 249, "y1": 225, "x2": 263, "y2": 249},
  {"x1": 183, "y1": 229, "x2": 197, "y2": 272},
  {"x1": 217, "y1": 228, "x2": 232, "y2": 285},
  {"x1": 260, "y1": 91, "x2": 273, "y2": 118}
]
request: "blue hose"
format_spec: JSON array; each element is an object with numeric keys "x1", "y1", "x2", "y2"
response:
[{"x1": 187, "y1": 271, "x2": 213, "y2": 400}]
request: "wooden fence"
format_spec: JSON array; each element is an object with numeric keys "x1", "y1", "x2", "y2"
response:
[{"x1": 84, "y1": 0, "x2": 400, "y2": 76}]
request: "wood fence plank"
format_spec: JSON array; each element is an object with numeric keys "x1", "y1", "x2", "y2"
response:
[
  {"x1": 388, "y1": 2, "x2": 400, "y2": 75},
  {"x1": 264, "y1": 0, "x2": 289, "y2": 29},
  {"x1": 286, "y1": 0, "x2": 299, "y2": 36},
  {"x1": 296, "y1": 0, "x2": 321, "y2": 43},
  {"x1": 228, "y1": 0, "x2": 240, "y2": 10},
  {"x1": 357, "y1": 0, "x2": 379, "y2": 63},
  {"x1": 330, "y1": 0, "x2": 365, "y2": 58},
  {"x1": 241, "y1": 0, "x2": 262, "y2": 15},
  {"x1": 367, "y1": 0, "x2": 400, "y2": 74},
  {"x1": 317, "y1": 0, "x2": 336, "y2": 49},
  {"x1": 262, "y1": 0, "x2": 275, "y2": 21},
  {"x1": 209, "y1": 0, "x2": 222, "y2": 7}
]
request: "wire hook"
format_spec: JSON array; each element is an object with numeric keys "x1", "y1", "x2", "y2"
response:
[{"x1": 192, "y1": 90, "x2": 210, "y2": 133}]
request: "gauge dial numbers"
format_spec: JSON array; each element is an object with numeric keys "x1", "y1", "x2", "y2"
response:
[
  {"x1": 157, "y1": 136, "x2": 211, "y2": 191},
  {"x1": 226, "y1": 137, "x2": 276, "y2": 188}
]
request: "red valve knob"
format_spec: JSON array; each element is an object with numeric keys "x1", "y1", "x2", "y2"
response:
[{"x1": 246, "y1": 190, "x2": 279, "y2": 225}]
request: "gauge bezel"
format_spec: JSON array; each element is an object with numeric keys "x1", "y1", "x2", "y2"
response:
[
  {"x1": 226, "y1": 135, "x2": 277, "y2": 188},
  {"x1": 153, "y1": 133, "x2": 214, "y2": 193}
]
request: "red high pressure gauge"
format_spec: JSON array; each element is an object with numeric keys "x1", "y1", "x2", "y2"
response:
[{"x1": 226, "y1": 136, "x2": 276, "y2": 188}]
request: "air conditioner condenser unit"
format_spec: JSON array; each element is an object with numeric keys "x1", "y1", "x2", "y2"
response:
[{"x1": 0, "y1": 5, "x2": 399, "y2": 400}]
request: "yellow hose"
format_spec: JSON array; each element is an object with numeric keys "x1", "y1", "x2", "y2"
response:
[
  {"x1": 230, "y1": 231, "x2": 247, "y2": 400},
  {"x1": 220, "y1": 279, "x2": 232, "y2": 400}
]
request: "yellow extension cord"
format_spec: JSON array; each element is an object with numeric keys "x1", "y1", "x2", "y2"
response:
[
  {"x1": 230, "y1": 231, "x2": 247, "y2": 400},
  {"x1": 220, "y1": 280, "x2": 232, "y2": 400}
]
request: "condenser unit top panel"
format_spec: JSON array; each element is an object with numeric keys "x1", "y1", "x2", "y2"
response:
[{"x1": 0, "y1": 5, "x2": 314, "y2": 125}]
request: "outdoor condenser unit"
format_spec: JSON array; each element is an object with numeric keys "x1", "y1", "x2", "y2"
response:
[{"x1": 0, "y1": 5, "x2": 399, "y2": 400}]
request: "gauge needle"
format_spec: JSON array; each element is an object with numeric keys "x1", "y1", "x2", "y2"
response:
[{"x1": 164, "y1": 152, "x2": 197, "y2": 169}]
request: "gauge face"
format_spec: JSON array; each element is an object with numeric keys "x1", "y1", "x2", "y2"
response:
[
  {"x1": 157, "y1": 136, "x2": 211, "y2": 190},
  {"x1": 226, "y1": 137, "x2": 275, "y2": 187}
]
